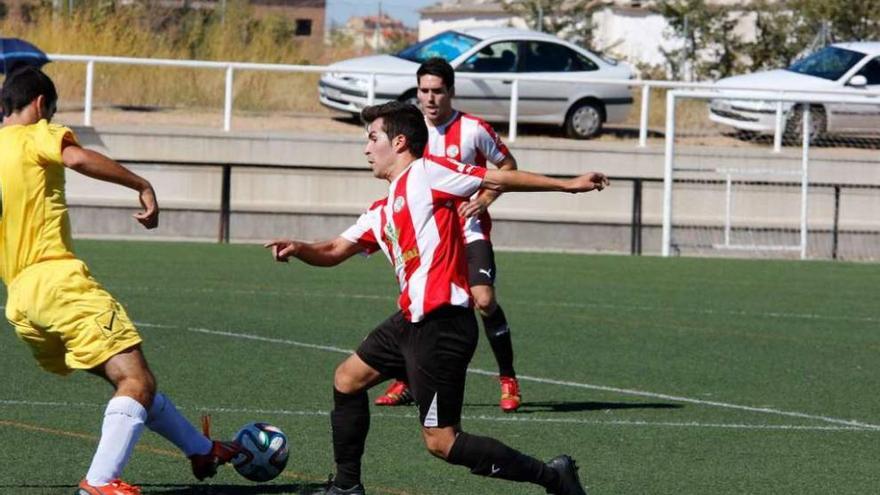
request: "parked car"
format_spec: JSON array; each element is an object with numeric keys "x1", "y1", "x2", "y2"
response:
[
  {"x1": 319, "y1": 28, "x2": 634, "y2": 139},
  {"x1": 709, "y1": 42, "x2": 880, "y2": 140}
]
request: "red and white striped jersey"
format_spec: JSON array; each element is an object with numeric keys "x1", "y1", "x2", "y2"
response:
[
  {"x1": 341, "y1": 156, "x2": 487, "y2": 322},
  {"x1": 424, "y1": 111, "x2": 511, "y2": 244}
]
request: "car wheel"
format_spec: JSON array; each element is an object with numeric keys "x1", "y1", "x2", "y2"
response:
[
  {"x1": 784, "y1": 105, "x2": 827, "y2": 144},
  {"x1": 398, "y1": 89, "x2": 418, "y2": 108},
  {"x1": 565, "y1": 100, "x2": 604, "y2": 139}
]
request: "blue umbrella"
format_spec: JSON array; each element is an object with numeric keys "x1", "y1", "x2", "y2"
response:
[{"x1": 1, "y1": 38, "x2": 49, "y2": 75}]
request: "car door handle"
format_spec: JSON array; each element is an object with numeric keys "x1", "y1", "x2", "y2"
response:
[{"x1": 502, "y1": 80, "x2": 513, "y2": 85}]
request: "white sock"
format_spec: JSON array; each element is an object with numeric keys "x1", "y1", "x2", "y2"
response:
[
  {"x1": 145, "y1": 393, "x2": 212, "y2": 457},
  {"x1": 85, "y1": 396, "x2": 147, "y2": 486}
]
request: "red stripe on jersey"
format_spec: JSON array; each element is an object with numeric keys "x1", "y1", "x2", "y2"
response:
[
  {"x1": 424, "y1": 189, "x2": 467, "y2": 312},
  {"x1": 390, "y1": 168, "x2": 421, "y2": 321}
]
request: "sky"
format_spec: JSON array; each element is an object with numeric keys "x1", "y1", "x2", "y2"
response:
[{"x1": 325, "y1": 0, "x2": 441, "y2": 29}]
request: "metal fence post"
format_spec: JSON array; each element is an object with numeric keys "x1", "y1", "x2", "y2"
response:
[
  {"x1": 219, "y1": 164, "x2": 232, "y2": 243},
  {"x1": 832, "y1": 185, "x2": 841, "y2": 260},
  {"x1": 84, "y1": 60, "x2": 94, "y2": 126},
  {"x1": 508, "y1": 78, "x2": 519, "y2": 143},
  {"x1": 367, "y1": 73, "x2": 376, "y2": 105},
  {"x1": 631, "y1": 178, "x2": 643, "y2": 255},
  {"x1": 773, "y1": 97, "x2": 784, "y2": 153},
  {"x1": 661, "y1": 91, "x2": 676, "y2": 257},
  {"x1": 799, "y1": 105, "x2": 810, "y2": 260},
  {"x1": 223, "y1": 65, "x2": 234, "y2": 132},
  {"x1": 638, "y1": 84, "x2": 650, "y2": 147}
]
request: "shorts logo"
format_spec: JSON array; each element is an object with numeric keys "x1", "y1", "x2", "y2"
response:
[
  {"x1": 95, "y1": 309, "x2": 120, "y2": 337},
  {"x1": 446, "y1": 144, "x2": 459, "y2": 158},
  {"x1": 479, "y1": 268, "x2": 493, "y2": 279},
  {"x1": 393, "y1": 196, "x2": 406, "y2": 213}
]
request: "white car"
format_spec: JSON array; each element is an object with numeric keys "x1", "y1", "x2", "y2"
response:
[
  {"x1": 709, "y1": 42, "x2": 880, "y2": 139},
  {"x1": 319, "y1": 27, "x2": 634, "y2": 139}
]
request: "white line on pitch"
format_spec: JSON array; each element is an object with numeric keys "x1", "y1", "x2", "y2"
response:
[
  {"x1": 0, "y1": 399, "x2": 871, "y2": 432},
  {"x1": 137, "y1": 322, "x2": 880, "y2": 432}
]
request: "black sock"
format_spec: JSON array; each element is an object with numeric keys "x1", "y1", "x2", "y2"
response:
[
  {"x1": 331, "y1": 388, "x2": 370, "y2": 488},
  {"x1": 482, "y1": 305, "x2": 515, "y2": 377},
  {"x1": 446, "y1": 432, "x2": 559, "y2": 489}
]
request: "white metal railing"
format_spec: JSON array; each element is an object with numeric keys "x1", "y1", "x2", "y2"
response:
[
  {"x1": 661, "y1": 89, "x2": 880, "y2": 260},
  {"x1": 48, "y1": 53, "x2": 880, "y2": 147}
]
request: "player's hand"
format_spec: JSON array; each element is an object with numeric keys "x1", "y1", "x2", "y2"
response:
[
  {"x1": 134, "y1": 185, "x2": 159, "y2": 229},
  {"x1": 565, "y1": 172, "x2": 609, "y2": 193},
  {"x1": 457, "y1": 197, "x2": 490, "y2": 218},
  {"x1": 264, "y1": 239, "x2": 300, "y2": 262}
]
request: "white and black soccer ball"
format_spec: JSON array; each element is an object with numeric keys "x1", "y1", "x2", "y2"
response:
[{"x1": 232, "y1": 422, "x2": 289, "y2": 482}]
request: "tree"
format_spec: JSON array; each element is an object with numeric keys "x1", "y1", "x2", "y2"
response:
[
  {"x1": 502, "y1": 0, "x2": 605, "y2": 48},
  {"x1": 656, "y1": 0, "x2": 747, "y2": 80}
]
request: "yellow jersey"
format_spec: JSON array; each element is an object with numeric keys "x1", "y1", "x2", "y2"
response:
[{"x1": 0, "y1": 120, "x2": 78, "y2": 285}]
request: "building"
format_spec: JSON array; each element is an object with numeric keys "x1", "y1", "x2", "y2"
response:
[
  {"x1": 337, "y1": 13, "x2": 417, "y2": 52},
  {"x1": 418, "y1": 0, "x2": 527, "y2": 41}
]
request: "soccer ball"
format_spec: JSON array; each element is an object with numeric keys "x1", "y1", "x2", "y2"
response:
[{"x1": 232, "y1": 422, "x2": 289, "y2": 482}]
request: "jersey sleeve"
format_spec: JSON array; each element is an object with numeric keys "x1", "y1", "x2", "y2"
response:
[
  {"x1": 31, "y1": 121, "x2": 78, "y2": 167},
  {"x1": 474, "y1": 120, "x2": 510, "y2": 165},
  {"x1": 340, "y1": 205, "x2": 381, "y2": 255},
  {"x1": 425, "y1": 157, "x2": 487, "y2": 200}
]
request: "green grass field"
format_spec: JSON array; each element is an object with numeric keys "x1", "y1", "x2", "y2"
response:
[{"x1": 1, "y1": 240, "x2": 877, "y2": 494}]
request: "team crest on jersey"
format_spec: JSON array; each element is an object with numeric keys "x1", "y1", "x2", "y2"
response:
[
  {"x1": 446, "y1": 144, "x2": 459, "y2": 158},
  {"x1": 393, "y1": 196, "x2": 406, "y2": 213}
]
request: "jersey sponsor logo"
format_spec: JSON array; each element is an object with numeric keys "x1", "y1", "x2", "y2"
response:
[
  {"x1": 446, "y1": 144, "x2": 459, "y2": 158},
  {"x1": 393, "y1": 195, "x2": 406, "y2": 213}
]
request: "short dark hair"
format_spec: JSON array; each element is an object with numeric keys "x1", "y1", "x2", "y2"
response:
[
  {"x1": 361, "y1": 101, "x2": 427, "y2": 158},
  {"x1": 1, "y1": 66, "x2": 57, "y2": 117},
  {"x1": 417, "y1": 57, "x2": 455, "y2": 92}
]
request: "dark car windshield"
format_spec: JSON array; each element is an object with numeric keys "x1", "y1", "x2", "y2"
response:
[
  {"x1": 396, "y1": 31, "x2": 479, "y2": 63},
  {"x1": 787, "y1": 46, "x2": 866, "y2": 81}
]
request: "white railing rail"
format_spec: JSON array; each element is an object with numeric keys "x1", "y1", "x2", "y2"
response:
[{"x1": 48, "y1": 53, "x2": 880, "y2": 146}]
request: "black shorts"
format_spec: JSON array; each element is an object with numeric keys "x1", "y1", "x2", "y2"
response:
[
  {"x1": 467, "y1": 239, "x2": 497, "y2": 287},
  {"x1": 356, "y1": 306, "x2": 478, "y2": 428}
]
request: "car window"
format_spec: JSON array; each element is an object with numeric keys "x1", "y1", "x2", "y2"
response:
[
  {"x1": 787, "y1": 46, "x2": 865, "y2": 81},
  {"x1": 856, "y1": 57, "x2": 880, "y2": 85},
  {"x1": 396, "y1": 31, "x2": 479, "y2": 64},
  {"x1": 519, "y1": 41, "x2": 597, "y2": 72},
  {"x1": 457, "y1": 42, "x2": 518, "y2": 73}
]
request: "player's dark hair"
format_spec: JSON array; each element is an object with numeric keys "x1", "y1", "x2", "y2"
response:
[
  {"x1": 1, "y1": 66, "x2": 57, "y2": 118},
  {"x1": 361, "y1": 101, "x2": 427, "y2": 158},
  {"x1": 417, "y1": 57, "x2": 455, "y2": 92}
]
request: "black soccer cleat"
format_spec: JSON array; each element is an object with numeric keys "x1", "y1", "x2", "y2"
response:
[
  {"x1": 545, "y1": 454, "x2": 587, "y2": 495},
  {"x1": 312, "y1": 476, "x2": 366, "y2": 495}
]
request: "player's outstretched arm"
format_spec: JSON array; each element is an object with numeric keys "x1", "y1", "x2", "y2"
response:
[
  {"x1": 482, "y1": 169, "x2": 609, "y2": 193},
  {"x1": 264, "y1": 237, "x2": 362, "y2": 267},
  {"x1": 459, "y1": 155, "x2": 518, "y2": 219},
  {"x1": 61, "y1": 144, "x2": 159, "y2": 229}
]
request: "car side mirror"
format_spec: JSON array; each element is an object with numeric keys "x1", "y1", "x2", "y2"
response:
[{"x1": 848, "y1": 75, "x2": 868, "y2": 88}]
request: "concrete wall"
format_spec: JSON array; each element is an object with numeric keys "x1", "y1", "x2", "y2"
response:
[{"x1": 67, "y1": 126, "x2": 880, "y2": 259}]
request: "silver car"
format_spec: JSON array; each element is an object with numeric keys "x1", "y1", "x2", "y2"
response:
[
  {"x1": 319, "y1": 27, "x2": 634, "y2": 139},
  {"x1": 709, "y1": 42, "x2": 880, "y2": 140}
]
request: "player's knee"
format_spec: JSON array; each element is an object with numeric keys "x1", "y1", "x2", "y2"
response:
[
  {"x1": 333, "y1": 365, "x2": 359, "y2": 394},
  {"x1": 118, "y1": 372, "x2": 156, "y2": 408},
  {"x1": 472, "y1": 291, "x2": 496, "y2": 314},
  {"x1": 421, "y1": 428, "x2": 456, "y2": 459}
]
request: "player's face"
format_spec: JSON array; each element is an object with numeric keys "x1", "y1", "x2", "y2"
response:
[
  {"x1": 417, "y1": 74, "x2": 453, "y2": 125},
  {"x1": 364, "y1": 118, "x2": 395, "y2": 178}
]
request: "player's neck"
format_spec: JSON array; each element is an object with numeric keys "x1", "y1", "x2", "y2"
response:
[
  {"x1": 428, "y1": 109, "x2": 456, "y2": 128},
  {"x1": 383, "y1": 154, "x2": 418, "y2": 182}
]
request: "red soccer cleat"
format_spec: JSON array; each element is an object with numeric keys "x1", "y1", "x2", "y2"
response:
[
  {"x1": 499, "y1": 376, "x2": 522, "y2": 412},
  {"x1": 374, "y1": 380, "x2": 414, "y2": 406},
  {"x1": 190, "y1": 440, "x2": 245, "y2": 481},
  {"x1": 77, "y1": 479, "x2": 141, "y2": 495}
]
